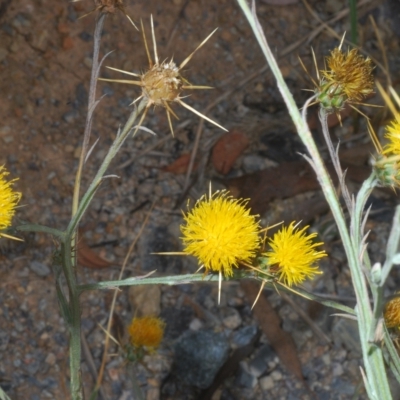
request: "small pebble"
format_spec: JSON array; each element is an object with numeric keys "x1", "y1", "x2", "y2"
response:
[
  {"x1": 63, "y1": 110, "x2": 78, "y2": 124},
  {"x1": 221, "y1": 307, "x2": 242, "y2": 330},
  {"x1": 235, "y1": 361, "x2": 258, "y2": 389},
  {"x1": 45, "y1": 353, "x2": 56, "y2": 366},
  {"x1": 189, "y1": 318, "x2": 203, "y2": 331},
  {"x1": 30, "y1": 261, "x2": 51, "y2": 277},
  {"x1": 259, "y1": 375, "x2": 274, "y2": 391},
  {"x1": 332, "y1": 362, "x2": 344, "y2": 377},
  {"x1": 271, "y1": 370, "x2": 283, "y2": 381}
]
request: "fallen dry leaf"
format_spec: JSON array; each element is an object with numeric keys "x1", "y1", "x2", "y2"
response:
[
  {"x1": 212, "y1": 130, "x2": 249, "y2": 175},
  {"x1": 77, "y1": 237, "x2": 112, "y2": 269},
  {"x1": 162, "y1": 153, "x2": 198, "y2": 174}
]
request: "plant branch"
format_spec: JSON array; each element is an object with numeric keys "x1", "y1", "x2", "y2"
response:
[{"x1": 236, "y1": 1, "x2": 392, "y2": 398}]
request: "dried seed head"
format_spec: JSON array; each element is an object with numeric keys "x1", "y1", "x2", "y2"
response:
[
  {"x1": 99, "y1": 17, "x2": 226, "y2": 136},
  {"x1": 141, "y1": 61, "x2": 183, "y2": 106},
  {"x1": 317, "y1": 47, "x2": 374, "y2": 112},
  {"x1": 73, "y1": 0, "x2": 137, "y2": 28}
]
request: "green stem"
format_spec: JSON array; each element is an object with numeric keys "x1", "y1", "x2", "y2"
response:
[
  {"x1": 349, "y1": 0, "x2": 358, "y2": 46},
  {"x1": 63, "y1": 101, "x2": 146, "y2": 399},
  {"x1": 128, "y1": 363, "x2": 145, "y2": 400},
  {"x1": 72, "y1": 13, "x2": 106, "y2": 217},
  {"x1": 236, "y1": 1, "x2": 392, "y2": 398},
  {"x1": 351, "y1": 173, "x2": 377, "y2": 251},
  {"x1": 14, "y1": 223, "x2": 65, "y2": 239},
  {"x1": 279, "y1": 284, "x2": 356, "y2": 316},
  {"x1": 78, "y1": 273, "x2": 221, "y2": 293},
  {"x1": 71, "y1": 13, "x2": 106, "y2": 268},
  {"x1": 61, "y1": 239, "x2": 83, "y2": 400},
  {"x1": 382, "y1": 205, "x2": 400, "y2": 283},
  {"x1": 66, "y1": 99, "x2": 147, "y2": 238},
  {"x1": 319, "y1": 108, "x2": 352, "y2": 212},
  {"x1": 0, "y1": 385, "x2": 11, "y2": 400}
]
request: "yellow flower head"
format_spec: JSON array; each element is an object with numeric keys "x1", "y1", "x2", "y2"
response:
[
  {"x1": 99, "y1": 17, "x2": 226, "y2": 136},
  {"x1": 181, "y1": 191, "x2": 261, "y2": 277},
  {"x1": 370, "y1": 119, "x2": 400, "y2": 188},
  {"x1": 317, "y1": 47, "x2": 374, "y2": 112},
  {"x1": 383, "y1": 120, "x2": 400, "y2": 156},
  {"x1": 384, "y1": 296, "x2": 400, "y2": 329},
  {"x1": 263, "y1": 222, "x2": 325, "y2": 286},
  {"x1": 128, "y1": 316, "x2": 165, "y2": 350},
  {"x1": 0, "y1": 166, "x2": 21, "y2": 236}
]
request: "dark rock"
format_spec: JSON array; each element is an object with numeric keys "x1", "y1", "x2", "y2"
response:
[
  {"x1": 231, "y1": 325, "x2": 258, "y2": 348},
  {"x1": 331, "y1": 377, "x2": 356, "y2": 395},
  {"x1": 235, "y1": 362, "x2": 257, "y2": 388},
  {"x1": 111, "y1": 381, "x2": 123, "y2": 395},
  {"x1": 173, "y1": 330, "x2": 230, "y2": 389},
  {"x1": 248, "y1": 344, "x2": 275, "y2": 378},
  {"x1": 160, "y1": 306, "x2": 193, "y2": 340},
  {"x1": 79, "y1": 31, "x2": 92, "y2": 42}
]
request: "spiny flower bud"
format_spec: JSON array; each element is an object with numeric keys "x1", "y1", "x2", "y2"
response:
[
  {"x1": 372, "y1": 154, "x2": 400, "y2": 188},
  {"x1": 384, "y1": 296, "x2": 400, "y2": 329}
]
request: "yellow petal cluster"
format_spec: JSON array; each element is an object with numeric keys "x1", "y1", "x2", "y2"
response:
[
  {"x1": 0, "y1": 166, "x2": 21, "y2": 235},
  {"x1": 181, "y1": 192, "x2": 261, "y2": 277},
  {"x1": 264, "y1": 222, "x2": 325, "y2": 286},
  {"x1": 371, "y1": 119, "x2": 400, "y2": 188},
  {"x1": 128, "y1": 316, "x2": 165, "y2": 349},
  {"x1": 383, "y1": 120, "x2": 400, "y2": 156}
]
